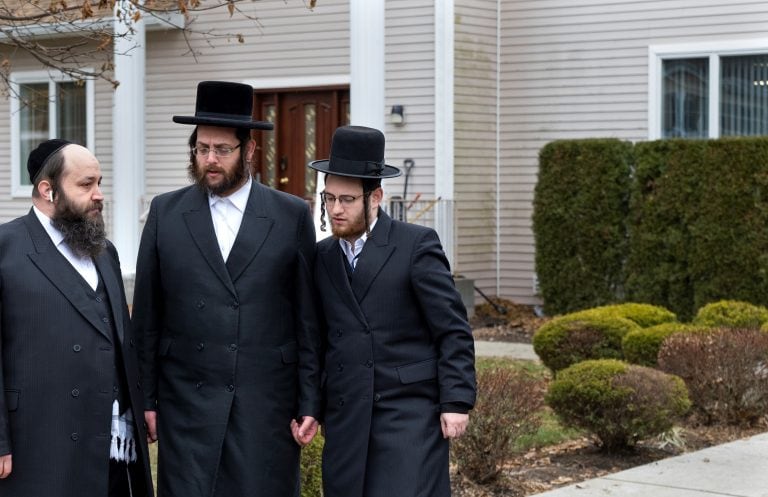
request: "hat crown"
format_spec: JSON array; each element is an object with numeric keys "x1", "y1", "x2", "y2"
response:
[
  {"x1": 172, "y1": 81, "x2": 273, "y2": 130},
  {"x1": 330, "y1": 126, "x2": 385, "y2": 163},
  {"x1": 194, "y1": 81, "x2": 252, "y2": 118},
  {"x1": 27, "y1": 138, "x2": 72, "y2": 183}
]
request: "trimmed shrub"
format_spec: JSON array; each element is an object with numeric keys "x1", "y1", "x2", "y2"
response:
[
  {"x1": 658, "y1": 327, "x2": 768, "y2": 425},
  {"x1": 453, "y1": 366, "x2": 546, "y2": 484},
  {"x1": 533, "y1": 314, "x2": 640, "y2": 373},
  {"x1": 533, "y1": 139, "x2": 633, "y2": 315},
  {"x1": 300, "y1": 435, "x2": 324, "y2": 497},
  {"x1": 570, "y1": 302, "x2": 677, "y2": 328},
  {"x1": 692, "y1": 300, "x2": 768, "y2": 329},
  {"x1": 546, "y1": 359, "x2": 691, "y2": 451},
  {"x1": 622, "y1": 322, "x2": 700, "y2": 367}
]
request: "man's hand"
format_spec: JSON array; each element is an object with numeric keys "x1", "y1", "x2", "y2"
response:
[
  {"x1": 0, "y1": 454, "x2": 11, "y2": 479},
  {"x1": 290, "y1": 416, "x2": 319, "y2": 446},
  {"x1": 145, "y1": 410, "x2": 158, "y2": 444},
  {"x1": 440, "y1": 412, "x2": 469, "y2": 439}
]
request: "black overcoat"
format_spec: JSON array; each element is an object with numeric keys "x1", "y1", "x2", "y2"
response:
[
  {"x1": 132, "y1": 182, "x2": 322, "y2": 497},
  {"x1": 315, "y1": 210, "x2": 476, "y2": 497},
  {"x1": 0, "y1": 210, "x2": 154, "y2": 497}
]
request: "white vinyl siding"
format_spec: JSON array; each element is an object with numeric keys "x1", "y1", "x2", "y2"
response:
[
  {"x1": 143, "y1": 0, "x2": 350, "y2": 196},
  {"x1": 383, "y1": 0, "x2": 437, "y2": 207},
  {"x1": 454, "y1": 0, "x2": 499, "y2": 299},
  {"x1": 501, "y1": 0, "x2": 768, "y2": 305}
]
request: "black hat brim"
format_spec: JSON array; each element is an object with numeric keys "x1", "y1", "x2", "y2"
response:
[
  {"x1": 308, "y1": 159, "x2": 402, "y2": 179},
  {"x1": 173, "y1": 115, "x2": 274, "y2": 130}
]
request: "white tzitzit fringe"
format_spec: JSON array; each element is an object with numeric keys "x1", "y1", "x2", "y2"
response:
[{"x1": 110, "y1": 400, "x2": 137, "y2": 463}]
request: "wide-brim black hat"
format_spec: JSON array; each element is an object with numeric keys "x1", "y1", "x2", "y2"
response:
[
  {"x1": 173, "y1": 81, "x2": 273, "y2": 130},
  {"x1": 308, "y1": 126, "x2": 401, "y2": 179}
]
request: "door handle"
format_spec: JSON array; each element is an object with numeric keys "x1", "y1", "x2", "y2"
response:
[{"x1": 279, "y1": 177, "x2": 290, "y2": 185}]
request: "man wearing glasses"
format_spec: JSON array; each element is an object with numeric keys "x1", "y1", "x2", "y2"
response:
[
  {"x1": 132, "y1": 81, "x2": 321, "y2": 497},
  {"x1": 296, "y1": 126, "x2": 476, "y2": 497}
]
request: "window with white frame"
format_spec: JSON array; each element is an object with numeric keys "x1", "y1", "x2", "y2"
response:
[
  {"x1": 650, "y1": 41, "x2": 768, "y2": 140},
  {"x1": 10, "y1": 71, "x2": 94, "y2": 196}
]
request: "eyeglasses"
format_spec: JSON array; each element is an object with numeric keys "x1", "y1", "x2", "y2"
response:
[
  {"x1": 320, "y1": 191, "x2": 368, "y2": 207},
  {"x1": 192, "y1": 144, "x2": 242, "y2": 157}
]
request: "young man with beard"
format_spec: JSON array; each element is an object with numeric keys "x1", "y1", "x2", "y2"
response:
[
  {"x1": 132, "y1": 81, "x2": 322, "y2": 497},
  {"x1": 299, "y1": 126, "x2": 476, "y2": 497},
  {"x1": 0, "y1": 140, "x2": 153, "y2": 497}
]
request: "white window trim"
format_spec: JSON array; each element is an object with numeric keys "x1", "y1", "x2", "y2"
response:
[
  {"x1": 10, "y1": 70, "x2": 95, "y2": 197},
  {"x1": 648, "y1": 38, "x2": 768, "y2": 140}
]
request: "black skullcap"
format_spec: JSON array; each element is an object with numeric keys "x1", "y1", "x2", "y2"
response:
[{"x1": 27, "y1": 139, "x2": 72, "y2": 183}]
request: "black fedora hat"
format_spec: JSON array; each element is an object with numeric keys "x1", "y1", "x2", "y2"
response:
[
  {"x1": 308, "y1": 126, "x2": 401, "y2": 179},
  {"x1": 173, "y1": 81, "x2": 273, "y2": 130}
]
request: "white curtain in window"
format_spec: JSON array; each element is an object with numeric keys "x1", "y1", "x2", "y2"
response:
[{"x1": 662, "y1": 58, "x2": 709, "y2": 138}]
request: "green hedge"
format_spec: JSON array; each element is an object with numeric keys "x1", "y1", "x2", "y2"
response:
[
  {"x1": 534, "y1": 137, "x2": 768, "y2": 320},
  {"x1": 533, "y1": 139, "x2": 633, "y2": 315}
]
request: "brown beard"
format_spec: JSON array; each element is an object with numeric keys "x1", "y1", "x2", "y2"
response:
[
  {"x1": 187, "y1": 158, "x2": 247, "y2": 196},
  {"x1": 51, "y1": 190, "x2": 106, "y2": 259}
]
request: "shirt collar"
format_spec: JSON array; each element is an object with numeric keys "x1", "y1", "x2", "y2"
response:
[
  {"x1": 33, "y1": 205, "x2": 65, "y2": 247},
  {"x1": 208, "y1": 175, "x2": 252, "y2": 213}
]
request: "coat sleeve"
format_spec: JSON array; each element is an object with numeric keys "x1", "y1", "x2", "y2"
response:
[
  {"x1": 295, "y1": 205, "x2": 323, "y2": 419},
  {"x1": 132, "y1": 198, "x2": 163, "y2": 410},
  {"x1": 410, "y1": 229, "x2": 477, "y2": 409}
]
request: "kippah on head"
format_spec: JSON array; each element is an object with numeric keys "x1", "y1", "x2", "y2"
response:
[{"x1": 27, "y1": 139, "x2": 72, "y2": 183}]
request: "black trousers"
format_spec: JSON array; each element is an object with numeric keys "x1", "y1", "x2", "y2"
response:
[{"x1": 109, "y1": 459, "x2": 147, "y2": 497}]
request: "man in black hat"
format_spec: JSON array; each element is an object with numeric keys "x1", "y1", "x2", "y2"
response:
[
  {"x1": 0, "y1": 140, "x2": 153, "y2": 496},
  {"x1": 298, "y1": 125, "x2": 476, "y2": 497},
  {"x1": 132, "y1": 81, "x2": 322, "y2": 497}
]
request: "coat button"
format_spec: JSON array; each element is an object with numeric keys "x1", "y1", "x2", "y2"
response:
[
  {"x1": 113, "y1": 386, "x2": 119, "y2": 393},
  {"x1": 337, "y1": 363, "x2": 344, "y2": 372},
  {"x1": 229, "y1": 344, "x2": 238, "y2": 352},
  {"x1": 137, "y1": 381, "x2": 142, "y2": 390},
  {"x1": 196, "y1": 342, "x2": 205, "y2": 351},
  {"x1": 231, "y1": 301, "x2": 239, "y2": 310},
  {"x1": 226, "y1": 384, "x2": 235, "y2": 392},
  {"x1": 374, "y1": 393, "x2": 381, "y2": 402},
  {"x1": 71, "y1": 388, "x2": 80, "y2": 397},
  {"x1": 71, "y1": 433, "x2": 79, "y2": 441},
  {"x1": 73, "y1": 344, "x2": 82, "y2": 352},
  {"x1": 365, "y1": 360, "x2": 373, "y2": 368},
  {"x1": 129, "y1": 338, "x2": 135, "y2": 347},
  {"x1": 95, "y1": 297, "x2": 103, "y2": 303},
  {"x1": 195, "y1": 382, "x2": 203, "y2": 389},
  {"x1": 197, "y1": 300, "x2": 205, "y2": 309},
  {"x1": 338, "y1": 397, "x2": 345, "y2": 406},
  {"x1": 102, "y1": 317, "x2": 109, "y2": 324},
  {"x1": 336, "y1": 329, "x2": 343, "y2": 337},
  {"x1": 364, "y1": 327, "x2": 371, "y2": 335}
]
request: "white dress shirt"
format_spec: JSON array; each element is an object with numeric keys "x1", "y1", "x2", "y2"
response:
[
  {"x1": 339, "y1": 217, "x2": 378, "y2": 270},
  {"x1": 209, "y1": 176, "x2": 252, "y2": 261},
  {"x1": 33, "y1": 205, "x2": 99, "y2": 290}
]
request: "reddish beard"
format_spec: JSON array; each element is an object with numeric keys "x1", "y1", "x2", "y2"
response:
[{"x1": 188, "y1": 158, "x2": 247, "y2": 196}]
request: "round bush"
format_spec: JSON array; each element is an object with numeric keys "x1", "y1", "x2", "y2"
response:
[
  {"x1": 622, "y1": 322, "x2": 698, "y2": 367},
  {"x1": 533, "y1": 314, "x2": 640, "y2": 373},
  {"x1": 693, "y1": 300, "x2": 768, "y2": 329},
  {"x1": 570, "y1": 303, "x2": 677, "y2": 328},
  {"x1": 546, "y1": 359, "x2": 691, "y2": 451}
]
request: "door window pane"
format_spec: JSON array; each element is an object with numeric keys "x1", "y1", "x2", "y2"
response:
[
  {"x1": 662, "y1": 58, "x2": 709, "y2": 138},
  {"x1": 721, "y1": 54, "x2": 768, "y2": 136}
]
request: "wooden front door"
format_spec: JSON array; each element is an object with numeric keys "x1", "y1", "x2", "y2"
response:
[{"x1": 251, "y1": 88, "x2": 350, "y2": 207}]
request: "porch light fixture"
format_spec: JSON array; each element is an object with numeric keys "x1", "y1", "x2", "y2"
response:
[{"x1": 390, "y1": 105, "x2": 405, "y2": 126}]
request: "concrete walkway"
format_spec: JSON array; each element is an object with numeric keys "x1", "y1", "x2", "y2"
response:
[
  {"x1": 473, "y1": 340, "x2": 768, "y2": 497},
  {"x1": 529, "y1": 431, "x2": 768, "y2": 497},
  {"x1": 474, "y1": 340, "x2": 539, "y2": 361}
]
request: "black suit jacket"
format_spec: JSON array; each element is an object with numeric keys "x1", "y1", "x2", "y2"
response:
[
  {"x1": 0, "y1": 210, "x2": 153, "y2": 497},
  {"x1": 315, "y1": 209, "x2": 476, "y2": 497}
]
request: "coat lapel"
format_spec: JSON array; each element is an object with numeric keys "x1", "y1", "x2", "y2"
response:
[
  {"x1": 23, "y1": 210, "x2": 112, "y2": 341},
  {"x1": 350, "y1": 210, "x2": 396, "y2": 303},
  {"x1": 182, "y1": 189, "x2": 237, "y2": 296},
  {"x1": 319, "y1": 240, "x2": 368, "y2": 326},
  {"x1": 94, "y1": 250, "x2": 125, "y2": 342},
  {"x1": 225, "y1": 182, "x2": 274, "y2": 282}
]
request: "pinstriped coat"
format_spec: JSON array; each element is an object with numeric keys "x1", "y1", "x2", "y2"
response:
[
  {"x1": 315, "y1": 210, "x2": 476, "y2": 497},
  {"x1": 0, "y1": 210, "x2": 153, "y2": 497}
]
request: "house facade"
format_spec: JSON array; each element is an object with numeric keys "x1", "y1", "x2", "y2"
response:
[{"x1": 2, "y1": 0, "x2": 768, "y2": 307}]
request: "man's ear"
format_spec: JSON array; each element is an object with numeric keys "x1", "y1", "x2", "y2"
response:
[
  {"x1": 36, "y1": 180, "x2": 53, "y2": 201},
  {"x1": 370, "y1": 187, "x2": 384, "y2": 210}
]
